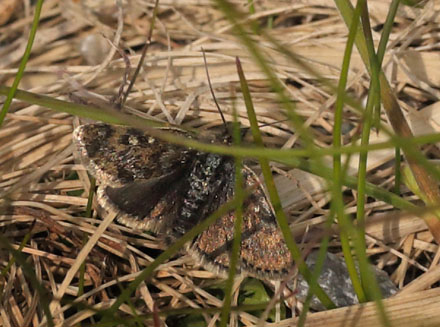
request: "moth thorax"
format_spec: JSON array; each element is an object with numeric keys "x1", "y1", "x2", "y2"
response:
[{"x1": 173, "y1": 153, "x2": 225, "y2": 236}]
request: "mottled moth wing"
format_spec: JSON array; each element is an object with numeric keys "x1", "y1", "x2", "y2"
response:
[
  {"x1": 73, "y1": 123, "x2": 194, "y2": 232},
  {"x1": 190, "y1": 166, "x2": 292, "y2": 279},
  {"x1": 73, "y1": 123, "x2": 293, "y2": 279}
]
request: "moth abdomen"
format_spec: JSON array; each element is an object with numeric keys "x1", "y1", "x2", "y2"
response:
[{"x1": 173, "y1": 152, "x2": 232, "y2": 237}]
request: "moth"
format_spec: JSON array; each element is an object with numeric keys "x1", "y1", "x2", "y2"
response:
[{"x1": 73, "y1": 123, "x2": 293, "y2": 279}]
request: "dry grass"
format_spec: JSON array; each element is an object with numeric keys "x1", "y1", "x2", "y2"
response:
[{"x1": 1, "y1": 0, "x2": 440, "y2": 326}]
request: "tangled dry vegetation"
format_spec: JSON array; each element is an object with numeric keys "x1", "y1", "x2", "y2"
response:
[{"x1": 2, "y1": 0, "x2": 440, "y2": 326}]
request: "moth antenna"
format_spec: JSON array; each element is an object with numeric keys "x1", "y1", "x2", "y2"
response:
[
  {"x1": 202, "y1": 48, "x2": 227, "y2": 129},
  {"x1": 120, "y1": 0, "x2": 160, "y2": 108},
  {"x1": 258, "y1": 118, "x2": 290, "y2": 129},
  {"x1": 237, "y1": 118, "x2": 290, "y2": 141},
  {"x1": 113, "y1": 44, "x2": 131, "y2": 110}
]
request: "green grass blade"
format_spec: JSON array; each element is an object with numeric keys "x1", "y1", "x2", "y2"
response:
[
  {"x1": 220, "y1": 95, "x2": 244, "y2": 327},
  {"x1": 100, "y1": 194, "x2": 247, "y2": 321},
  {"x1": 332, "y1": 0, "x2": 366, "y2": 304},
  {"x1": 0, "y1": 0, "x2": 44, "y2": 127},
  {"x1": 0, "y1": 236, "x2": 54, "y2": 327},
  {"x1": 236, "y1": 56, "x2": 335, "y2": 310}
]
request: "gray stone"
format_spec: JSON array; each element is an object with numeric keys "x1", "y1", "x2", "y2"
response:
[{"x1": 292, "y1": 251, "x2": 397, "y2": 310}]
